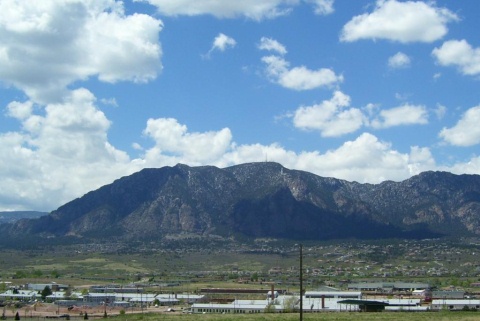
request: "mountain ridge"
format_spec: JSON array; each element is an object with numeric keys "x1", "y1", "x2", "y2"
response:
[{"x1": 3, "y1": 162, "x2": 480, "y2": 243}]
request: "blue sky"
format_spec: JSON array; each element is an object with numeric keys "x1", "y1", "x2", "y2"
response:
[{"x1": 1, "y1": 0, "x2": 480, "y2": 211}]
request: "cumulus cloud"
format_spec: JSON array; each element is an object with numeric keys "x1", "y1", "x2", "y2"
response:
[
  {"x1": 258, "y1": 37, "x2": 287, "y2": 55},
  {"x1": 205, "y1": 33, "x2": 237, "y2": 58},
  {"x1": 137, "y1": 0, "x2": 336, "y2": 19},
  {"x1": 388, "y1": 52, "x2": 411, "y2": 69},
  {"x1": 261, "y1": 53, "x2": 343, "y2": 90},
  {"x1": 439, "y1": 106, "x2": 480, "y2": 146},
  {"x1": 442, "y1": 156, "x2": 480, "y2": 176},
  {"x1": 340, "y1": 0, "x2": 458, "y2": 43},
  {"x1": 290, "y1": 93, "x2": 430, "y2": 137},
  {"x1": 5, "y1": 101, "x2": 34, "y2": 120},
  {"x1": 432, "y1": 39, "x2": 480, "y2": 76},
  {"x1": 292, "y1": 91, "x2": 365, "y2": 137},
  {"x1": 0, "y1": 0, "x2": 163, "y2": 103},
  {"x1": 143, "y1": 118, "x2": 233, "y2": 164},
  {"x1": 306, "y1": 0, "x2": 334, "y2": 15},
  {"x1": 136, "y1": 0, "x2": 298, "y2": 20},
  {"x1": 0, "y1": 89, "x2": 134, "y2": 210},
  {"x1": 371, "y1": 104, "x2": 428, "y2": 129}
]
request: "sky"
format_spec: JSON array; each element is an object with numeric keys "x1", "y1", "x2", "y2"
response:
[{"x1": 1, "y1": 0, "x2": 480, "y2": 212}]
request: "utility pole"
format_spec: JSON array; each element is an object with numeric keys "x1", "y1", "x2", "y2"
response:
[{"x1": 299, "y1": 243, "x2": 303, "y2": 321}]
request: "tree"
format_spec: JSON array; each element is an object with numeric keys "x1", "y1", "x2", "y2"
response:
[
  {"x1": 264, "y1": 302, "x2": 276, "y2": 313},
  {"x1": 282, "y1": 296, "x2": 298, "y2": 313},
  {"x1": 41, "y1": 286, "x2": 52, "y2": 300},
  {"x1": 32, "y1": 270, "x2": 43, "y2": 278}
]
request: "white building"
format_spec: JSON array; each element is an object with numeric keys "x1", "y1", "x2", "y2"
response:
[
  {"x1": 191, "y1": 291, "x2": 365, "y2": 314},
  {"x1": 305, "y1": 291, "x2": 361, "y2": 299},
  {"x1": 0, "y1": 290, "x2": 37, "y2": 301},
  {"x1": 431, "y1": 299, "x2": 480, "y2": 311},
  {"x1": 191, "y1": 299, "x2": 267, "y2": 314}
]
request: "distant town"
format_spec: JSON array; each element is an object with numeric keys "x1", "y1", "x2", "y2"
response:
[{"x1": 0, "y1": 238, "x2": 479, "y2": 316}]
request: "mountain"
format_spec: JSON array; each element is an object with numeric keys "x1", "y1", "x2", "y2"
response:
[
  {"x1": 0, "y1": 211, "x2": 48, "y2": 224},
  {"x1": 4, "y1": 162, "x2": 480, "y2": 242}
]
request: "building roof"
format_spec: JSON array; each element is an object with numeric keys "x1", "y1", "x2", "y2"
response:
[
  {"x1": 432, "y1": 299, "x2": 480, "y2": 305},
  {"x1": 347, "y1": 282, "x2": 429, "y2": 290},
  {"x1": 338, "y1": 299, "x2": 389, "y2": 306},
  {"x1": 305, "y1": 291, "x2": 361, "y2": 296}
]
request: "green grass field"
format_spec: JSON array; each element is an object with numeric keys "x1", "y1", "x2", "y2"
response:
[{"x1": 106, "y1": 311, "x2": 480, "y2": 321}]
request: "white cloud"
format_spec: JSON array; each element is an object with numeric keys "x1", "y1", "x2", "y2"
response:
[
  {"x1": 132, "y1": 142, "x2": 143, "y2": 151},
  {"x1": 443, "y1": 156, "x2": 480, "y2": 176},
  {"x1": 306, "y1": 0, "x2": 334, "y2": 15},
  {"x1": 205, "y1": 33, "x2": 237, "y2": 58},
  {"x1": 213, "y1": 33, "x2": 236, "y2": 51},
  {"x1": 291, "y1": 94, "x2": 430, "y2": 136},
  {"x1": 0, "y1": 0, "x2": 163, "y2": 103},
  {"x1": 143, "y1": 118, "x2": 233, "y2": 164},
  {"x1": 292, "y1": 91, "x2": 365, "y2": 137},
  {"x1": 136, "y1": 0, "x2": 298, "y2": 20},
  {"x1": 371, "y1": 104, "x2": 428, "y2": 129},
  {"x1": 0, "y1": 88, "x2": 134, "y2": 211},
  {"x1": 388, "y1": 52, "x2": 411, "y2": 69},
  {"x1": 434, "y1": 104, "x2": 447, "y2": 120},
  {"x1": 262, "y1": 55, "x2": 343, "y2": 90},
  {"x1": 340, "y1": 0, "x2": 458, "y2": 43},
  {"x1": 6, "y1": 101, "x2": 34, "y2": 120},
  {"x1": 439, "y1": 106, "x2": 480, "y2": 146},
  {"x1": 283, "y1": 133, "x2": 426, "y2": 183},
  {"x1": 100, "y1": 98, "x2": 119, "y2": 107},
  {"x1": 408, "y1": 146, "x2": 436, "y2": 175},
  {"x1": 258, "y1": 37, "x2": 287, "y2": 55},
  {"x1": 432, "y1": 39, "x2": 480, "y2": 76}
]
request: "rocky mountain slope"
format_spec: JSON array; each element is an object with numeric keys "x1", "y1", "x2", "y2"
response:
[{"x1": 5, "y1": 162, "x2": 480, "y2": 242}]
